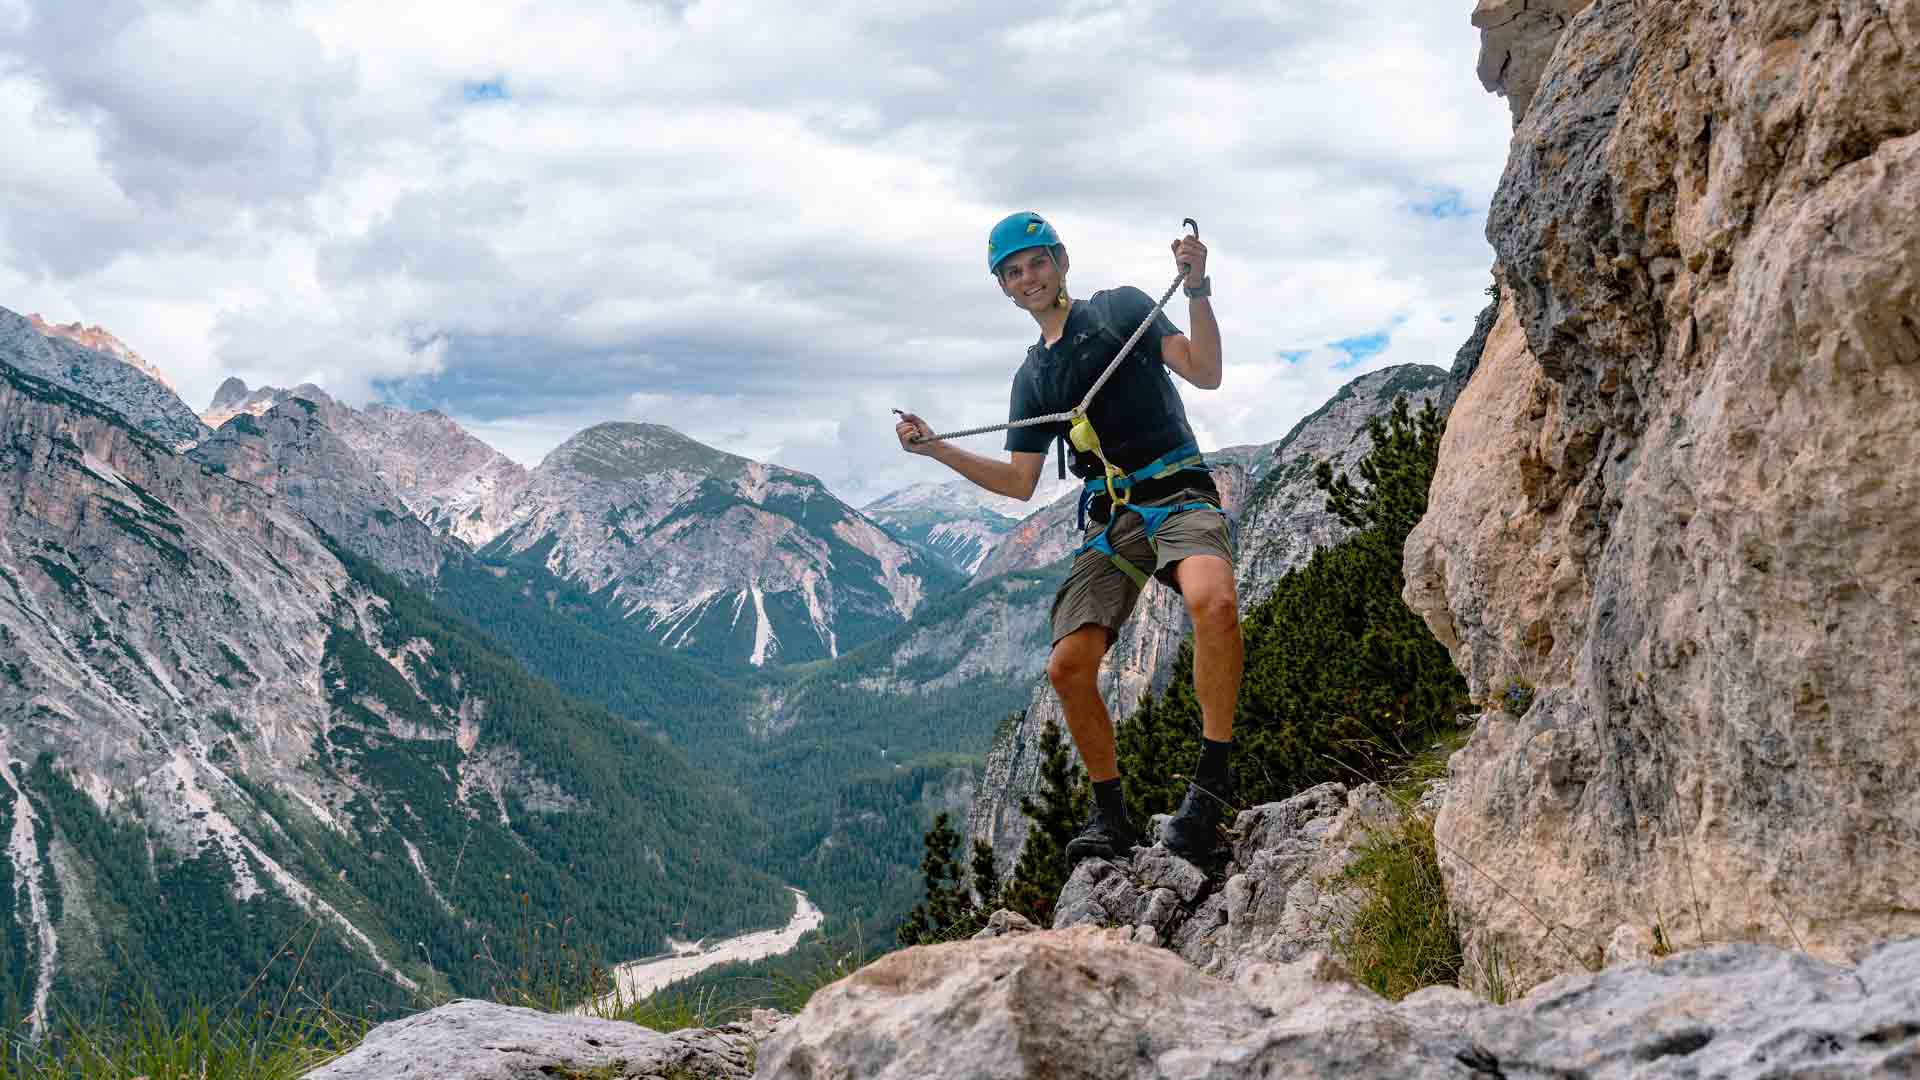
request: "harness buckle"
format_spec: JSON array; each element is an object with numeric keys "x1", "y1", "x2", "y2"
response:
[{"x1": 1103, "y1": 463, "x2": 1130, "y2": 508}]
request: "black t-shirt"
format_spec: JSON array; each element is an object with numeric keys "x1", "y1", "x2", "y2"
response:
[{"x1": 1005, "y1": 287, "x2": 1199, "y2": 476}]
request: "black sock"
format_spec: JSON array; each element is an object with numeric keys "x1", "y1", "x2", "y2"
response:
[
  {"x1": 1092, "y1": 777, "x2": 1127, "y2": 822},
  {"x1": 1195, "y1": 738, "x2": 1233, "y2": 792}
]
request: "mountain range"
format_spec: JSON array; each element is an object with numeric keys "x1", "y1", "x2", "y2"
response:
[{"x1": 0, "y1": 301, "x2": 1452, "y2": 1020}]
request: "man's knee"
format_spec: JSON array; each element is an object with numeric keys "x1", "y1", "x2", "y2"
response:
[
  {"x1": 1048, "y1": 626, "x2": 1105, "y2": 691},
  {"x1": 1187, "y1": 586, "x2": 1238, "y2": 632},
  {"x1": 1180, "y1": 561, "x2": 1239, "y2": 632}
]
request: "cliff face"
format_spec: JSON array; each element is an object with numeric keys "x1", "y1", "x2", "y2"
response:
[{"x1": 1407, "y1": 0, "x2": 1920, "y2": 991}]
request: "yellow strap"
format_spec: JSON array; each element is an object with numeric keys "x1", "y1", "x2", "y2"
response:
[{"x1": 1108, "y1": 550, "x2": 1150, "y2": 588}]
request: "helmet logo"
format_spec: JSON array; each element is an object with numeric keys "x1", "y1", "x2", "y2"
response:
[{"x1": 1025, "y1": 222, "x2": 1040, "y2": 234}]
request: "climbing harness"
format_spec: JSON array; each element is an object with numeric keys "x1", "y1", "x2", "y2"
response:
[
  {"x1": 909, "y1": 218, "x2": 1231, "y2": 586},
  {"x1": 1072, "y1": 440, "x2": 1223, "y2": 588}
]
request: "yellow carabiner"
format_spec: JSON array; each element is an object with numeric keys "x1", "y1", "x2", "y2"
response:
[{"x1": 1069, "y1": 412, "x2": 1100, "y2": 454}]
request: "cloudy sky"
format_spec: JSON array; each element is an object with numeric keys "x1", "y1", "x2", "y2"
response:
[{"x1": 0, "y1": 0, "x2": 1511, "y2": 506}]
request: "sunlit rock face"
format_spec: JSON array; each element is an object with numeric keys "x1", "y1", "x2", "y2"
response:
[
  {"x1": 2, "y1": 307, "x2": 208, "y2": 451},
  {"x1": 1408, "y1": 0, "x2": 1920, "y2": 994}
]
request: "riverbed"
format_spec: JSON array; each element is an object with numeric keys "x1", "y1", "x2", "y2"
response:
[{"x1": 589, "y1": 887, "x2": 824, "y2": 1008}]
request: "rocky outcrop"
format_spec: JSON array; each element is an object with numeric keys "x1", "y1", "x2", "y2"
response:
[
  {"x1": 969, "y1": 365, "x2": 1450, "y2": 872},
  {"x1": 2, "y1": 306, "x2": 208, "y2": 450},
  {"x1": 757, "y1": 928, "x2": 1920, "y2": 1079},
  {"x1": 328, "y1": 403, "x2": 531, "y2": 547},
  {"x1": 1471, "y1": 0, "x2": 1596, "y2": 123},
  {"x1": 25, "y1": 313, "x2": 176, "y2": 390},
  {"x1": 1050, "y1": 783, "x2": 1395, "y2": 978},
  {"x1": 191, "y1": 399, "x2": 451, "y2": 581},
  {"x1": 307, "y1": 1000, "x2": 786, "y2": 1080},
  {"x1": 1408, "y1": 0, "x2": 1920, "y2": 993}
]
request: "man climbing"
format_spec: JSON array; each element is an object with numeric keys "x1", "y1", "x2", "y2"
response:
[{"x1": 894, "y1": 211, "x2": 1244, "y2": 864}]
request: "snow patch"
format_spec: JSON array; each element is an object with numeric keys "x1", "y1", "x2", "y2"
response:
[
  {"x1": 748, "y1": 585, "x2": 778, "y2": 666},
  {"x1": 0, "y1": 751, "x2": 57, "y2": 1038},
  {"x1": 403, "y1": 837, "x2": 455, "y2": 917}
]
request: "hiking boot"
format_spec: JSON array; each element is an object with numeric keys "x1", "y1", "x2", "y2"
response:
[
  {"x1": 1065, "y1": 807, "x2": 1139, "y2": 865},
  {"x1": 1161, "y1": 781, "x2": 1229, "y2": 860}
]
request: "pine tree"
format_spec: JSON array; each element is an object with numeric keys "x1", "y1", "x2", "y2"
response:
[
  {"x1": 1114, "y1": 394, "x2": 1468, "y2": 814},
  {"x1": 1000, "y1": 716, "x2": 1088, "y2": 926},
  {"x1": 968, "y1": 839, "x2": 1001, "y2": 908},
  {"x1": 898, "y1": 812, "x2": 971, "y2": 946}
]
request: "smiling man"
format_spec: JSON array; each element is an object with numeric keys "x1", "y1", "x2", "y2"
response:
[{"x1": 895, "y1": 211, "x2": 1243, "y2": 865}]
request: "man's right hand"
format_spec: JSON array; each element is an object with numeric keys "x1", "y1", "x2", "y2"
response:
[{"x1": 895, "y1": 411, "x2": 936, "y2": 456}]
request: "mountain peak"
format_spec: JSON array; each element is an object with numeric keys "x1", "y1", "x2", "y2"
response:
[
  {"x1": 26, "y1": 313, "x2": 174, "y2": 390},
  {"x1": 548, "y1": 421, "x2": 748, "y2": 481},
  {"x1": 210, "y1": 376, "x2": 250, "y2": 411}
]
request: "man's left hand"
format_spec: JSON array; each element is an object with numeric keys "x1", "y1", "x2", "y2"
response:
[{"x1": 1172, "y1": 235, "x2": 1208, "y2": 288}]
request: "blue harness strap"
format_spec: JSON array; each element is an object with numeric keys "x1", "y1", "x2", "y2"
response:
[{"x1": 1074, "y1": 442, "x2": 1231, "y2": 588}]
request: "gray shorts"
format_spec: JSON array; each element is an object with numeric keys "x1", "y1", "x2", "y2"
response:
[{"x1": 1049, "y1": 494, "x2": 1236, "y2": 647}]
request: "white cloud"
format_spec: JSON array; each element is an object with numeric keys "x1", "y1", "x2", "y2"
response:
[{"x1": 0, "y1": 0, "x2": 1511, "y2": 505}]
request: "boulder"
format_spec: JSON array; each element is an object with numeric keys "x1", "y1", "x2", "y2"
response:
[
  {"x1": 753, "y1": 928, "x2": 1472, "y2": 1079},
  {"x1": 755, "y1": 930, "x2": 1920, "y2": 1078},
  {"x1": 305, "y1": 998, "x2": 784, "y2": 1080}
]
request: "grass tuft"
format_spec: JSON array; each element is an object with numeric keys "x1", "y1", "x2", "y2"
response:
[
  {"x1": 0, "y1": 998, "x2": 366, "y2": 1080},
  {"x1": 1335, "y1": 813, "x2": 1464, "y2": 1001}
]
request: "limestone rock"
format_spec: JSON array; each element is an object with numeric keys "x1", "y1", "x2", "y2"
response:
[
  {"x1": 757, "y1": 929, "x2": 1920, "y2": 1078},
  {"x1": 1416, "y1": 0, "x2": 1920, "y2": 993},
  {"x1": 753, "y1": 927, "x2": 1472, "y2": 1079},
  {"x1": 26, "y1": 313, "x2": 176, "y2": 390},
  {"x1": 190, "y1": 398, "x2": 451, "y2": 582},
  {"x1": 1047, "y1": 783, "x2": 1398, "y2": 986},
  {"x1": 1, "y1": 306, "x2": 208, "y2": 450},
  {"x1": 1471, "y1": 0, "x2": 1596, "y2": 124},
  {"x1": 970, "y1": 908, "x2": 1038, "y2": 940},
  {"x1": 484, "y1": 422, "x2": 952, "y2": 667},
  {"x1": 307, "y1": 998, "x2": 784, "y2": 1079}
]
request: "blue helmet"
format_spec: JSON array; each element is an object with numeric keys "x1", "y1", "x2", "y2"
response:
[{"x1": 987, "y1": 211, "x2": 1062, "y2": 275}]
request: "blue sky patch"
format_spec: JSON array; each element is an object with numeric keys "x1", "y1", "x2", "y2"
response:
[
  {"x1": 1331, "y1": 330, "x2": 1392, "y2": 366},
  {"x1": 1409, "y1": 188, "x2": 1474, "y2": 220},
  {"x1": 463, "y1": 79, "x2": 509, "y2": 103},
  {"x1": 1276, "y1": 348, "x2": 1310, "y2": 364}
]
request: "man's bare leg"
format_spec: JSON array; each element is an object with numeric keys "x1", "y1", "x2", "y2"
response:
[
  {"x1": 1163, "y1": 555, "x2": 1242, "y2": 858},
  {"x1": 1175, "y1": 555, "x2": 1243, "y2": 740},
  {"x1": 1047, "y1": 623, "x2": 1118, "y2": 780}
]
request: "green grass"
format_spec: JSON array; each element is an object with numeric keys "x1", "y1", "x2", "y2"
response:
[
  {"x1": 1385, "y1": 723, "x2": 1471, "y2": 806},
  {"x1": 0, "y1": 1000, "x2": 366, "y2": 1079},
  {"x1": 1334, "y1": 813, "x2": 1464, "y2": 1001}
]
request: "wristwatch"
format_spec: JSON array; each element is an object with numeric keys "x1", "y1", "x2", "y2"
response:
[{"x1": 1182, "y1": 275, "x2": 1212, "y2": 299}]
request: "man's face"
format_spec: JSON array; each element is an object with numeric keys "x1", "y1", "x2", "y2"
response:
[{"x1": 996, "y1": 247, "x2": 1066, "y2": 312}]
